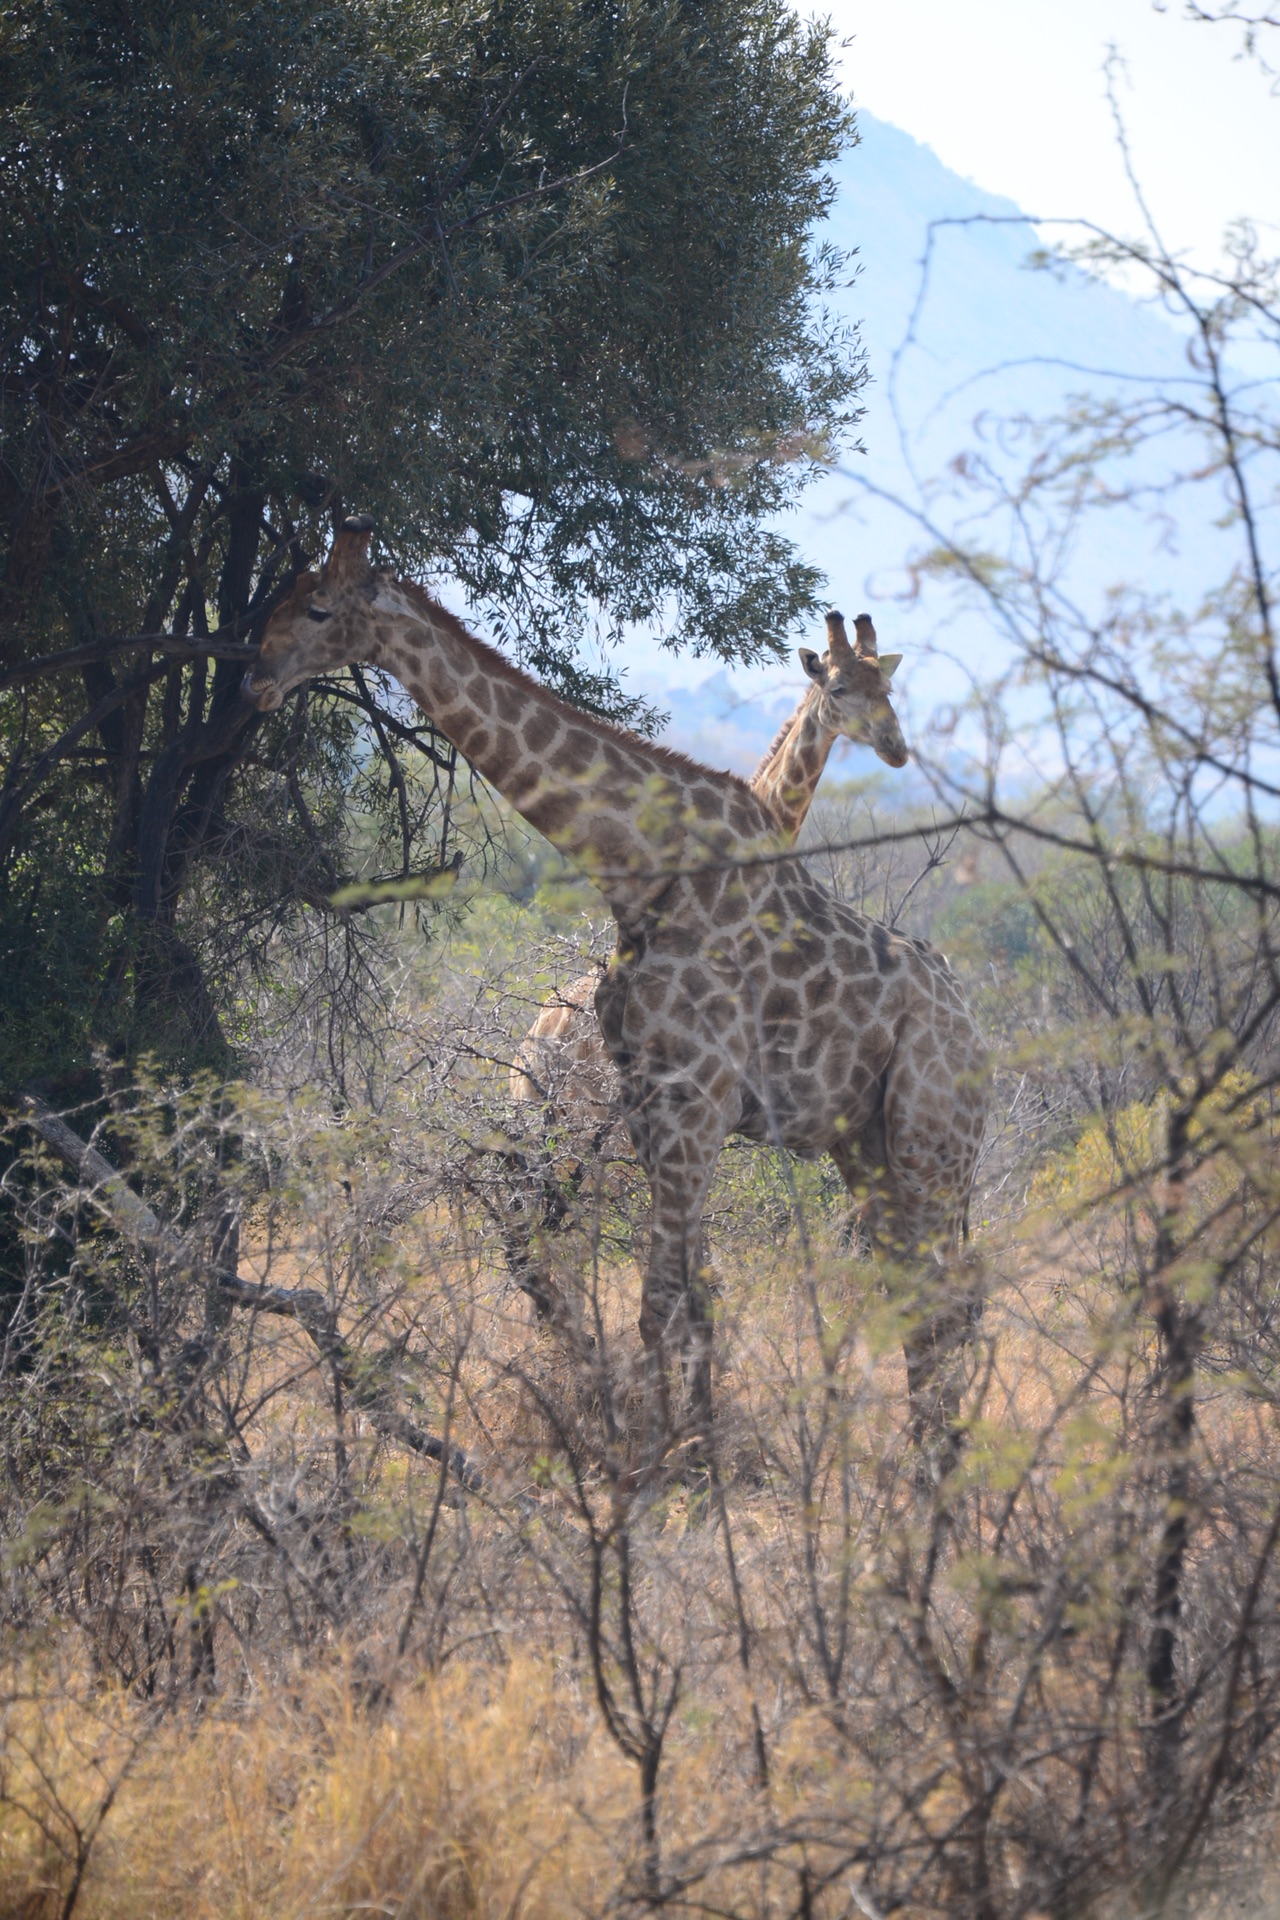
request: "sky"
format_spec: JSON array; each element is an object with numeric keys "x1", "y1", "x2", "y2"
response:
[
  {"x1": 827, "y1": 0, "x2": 1280, "y2": 262},
  {"x1": 609, "y1": 0, "x2": 1280, "y2": 730}
]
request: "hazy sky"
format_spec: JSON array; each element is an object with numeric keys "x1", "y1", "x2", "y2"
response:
[
  {"x1": 826, "y1": 0, "x2": 1279, "y2": 262},
  {"x1": 534, "y1": 4, "x2": 1280, "y2": 715}
]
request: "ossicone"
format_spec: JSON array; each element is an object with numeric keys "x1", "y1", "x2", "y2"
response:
[
  {"x1": 853, "y1": 612, "x2": 879, "y2": 659},
  {"x1": 327, "y1": 513, "x2": 374, "y2": 584},
  {"x1": 825, "y1": 609, "x2": 854, "y2": 660}
]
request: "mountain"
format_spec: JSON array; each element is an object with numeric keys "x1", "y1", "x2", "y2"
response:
[{"x1": 635, "y1": 112, "x2": 1200, "y2": 772}]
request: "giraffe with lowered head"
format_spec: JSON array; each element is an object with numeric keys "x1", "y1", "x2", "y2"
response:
[{"x1": 244, "y1": 518, "x2": 987, "y2": 1451}]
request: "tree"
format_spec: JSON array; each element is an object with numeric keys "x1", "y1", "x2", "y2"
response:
[
  {"x1": 0, "y1": 0, "x2": 861, "y2": 1087},
  {"x1": 818, "y1": 19, "x2": 1280, "y2": 1872}
]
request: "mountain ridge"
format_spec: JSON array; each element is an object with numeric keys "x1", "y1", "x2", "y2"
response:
[{"x1": 635, "y1": 110, "x2": 1196, "y2": 773}]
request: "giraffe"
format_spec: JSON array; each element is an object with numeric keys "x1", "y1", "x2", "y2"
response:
[
  {"x1": 753, "y1": 609, "x2": 908, "y2": 837},
  {"x1": 512, "y1": 609, "x2": 909, "y2": 1109},
  {"x1": 243, "y1": 518, "x2": 988, "y2": 1453},
  {"x1": 507, "y1": 612, "x2": 911, "y2": 1281}
]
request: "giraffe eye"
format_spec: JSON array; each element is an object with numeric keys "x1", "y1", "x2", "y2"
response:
[{"x1": 307, "y1": 606, "x2": 332, "y2": 623}]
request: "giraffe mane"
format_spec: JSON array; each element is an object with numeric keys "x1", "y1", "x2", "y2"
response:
[
  {"x1": 754, "y1": 710, "x2": 802, "y2": 781},
  {"x1": 394, "y1": 577, "x2": 758, "y2": 799}
]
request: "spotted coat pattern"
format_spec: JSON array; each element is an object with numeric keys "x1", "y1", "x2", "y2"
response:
[
  {"x1": 246, "y1": 523, "x2": 988, "y2": 1432},
  {"x1": 512, "y1": 611, "x2": 909, "y2": 1111}
]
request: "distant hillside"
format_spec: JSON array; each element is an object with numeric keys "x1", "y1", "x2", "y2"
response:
[{"x1": 637, "y1": 112, "x2": 1197, "y2": 772}]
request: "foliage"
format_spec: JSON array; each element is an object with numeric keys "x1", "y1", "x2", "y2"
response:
[
  {"x1": 814, "y1": 16, "x2": 1280, "y2": 1888},
  {"x1": 0, "y1": 0, "x2": 860, "y2": 1085},
  {"x1": 5, "y1": 1052, "x2": 1280, "y2": 1917},
  {"x1": 1028, "y1": 1068, "x2": 1273, "y2": 1212}
]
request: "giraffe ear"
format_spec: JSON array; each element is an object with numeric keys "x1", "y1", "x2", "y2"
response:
[
  {"x1": 327, "y1": 514, "x2": 374, "y2": 585},
  {"x1": 798, "y1": 647, "x2": 825, "y2": 682},
  {"x1": 878, "y1": 652, "x2": 903, "y2": 679}
]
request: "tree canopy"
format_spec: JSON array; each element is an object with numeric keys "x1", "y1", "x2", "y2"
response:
[{"x1": 0, "y1": 0, "x2": 862, "y2": 1085}]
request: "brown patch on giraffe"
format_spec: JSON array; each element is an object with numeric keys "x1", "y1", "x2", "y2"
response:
[
  {"x1": 761, "y1": 985, "x2": 802, "y2": 1023},
  {"x1": 797, "y1": 1035, "x2": 826, "y2": 1071},
  {"x1": 769, "y1": 946, "x2": 806, "y2": 980},
  {"x1": 870, "y1": 924, "x2": 899, "y2": 973},
  {"x1": 725, "y1": 796, "x2": 765, "y2": 837},
  {"x1": 832, "y1": 938, "x2": 867, "y2": 974},
  {"x1": 804, "y1": 970, "x2": 836, "y2": 1010},
  {"x1": 530, "y1": 792, "x2": 581, "y2": 838},
  {"x1": 523, "y1": 709, "x2": 558, "y2": 754},
  {"x1": 552, "y1": 731, "x2": 596, "y2": 778},
  {"x1": 493, "y1": 682, "x2": 525, "y2": 726}
]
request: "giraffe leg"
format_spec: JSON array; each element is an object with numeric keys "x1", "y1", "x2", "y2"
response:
[
  {"x1": 902, "y1": 1269, "x2": 980, "y2": 1475},
  {"x1": 890, "y1": 1209, "x2": 982, "y2": 1482},
  {"x1": 832, "y1": 1124, "x2": 969, "y2": 1462},
  {"x1": 594, "y1": 960, "x2": 745, "y2": 1452},
  {"x1": 642, "y1": 1202, "x2": 715, "y2": 1442},
  {"x1": 829, "y1": 1118, "x2": 886, "y2": 1261},
  {"x1": 623, "y1": 1086, "x2": 731, "y2": 1451},
  {"x1": 842, "y1": 1073, "x2": 983, "y2": 1477}
]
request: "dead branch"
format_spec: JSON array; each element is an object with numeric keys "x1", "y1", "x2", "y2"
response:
[{"x1": 16, "y1": 1095, "x2": 481, "y2": 1493}]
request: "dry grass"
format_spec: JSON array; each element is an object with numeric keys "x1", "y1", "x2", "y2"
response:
[
  {"x1": 0, "y1": 1656, "x2": 633, "y2": 1919},
  {"x1": 7, "y1": 1076, "x2": 1280, "y2": 1920}
]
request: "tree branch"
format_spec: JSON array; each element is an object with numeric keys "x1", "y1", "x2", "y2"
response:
[
  {"x1": 0, "y1": 630, "x2": 258, "y2": 696},
  {"x1": 15, "y1": 1095, "x2": 482, "y2": 1493}
]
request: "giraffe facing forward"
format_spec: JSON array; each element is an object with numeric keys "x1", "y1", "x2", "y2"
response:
[
  {"x1": 755, "y1": 607, "x2": 907, "y2": 834},
  {"x1": 509, "y1": 611, "x2": 911, "y2": 1258},
  {"x1": 244, "y1": 520, "x2": 987, "y2": 1447}
]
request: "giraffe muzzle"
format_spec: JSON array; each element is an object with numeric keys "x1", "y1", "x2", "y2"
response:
[{"x1": 241, "y1": 668, "x2": 282, "y2": 711}]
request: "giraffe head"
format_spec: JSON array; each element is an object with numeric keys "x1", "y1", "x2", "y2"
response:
[
  {"x1": 796, "y1": 611, "x2": 908, "y2": 768},
  {"x1": 242, "y1": 516, "x2": 382, "y2": 711}
]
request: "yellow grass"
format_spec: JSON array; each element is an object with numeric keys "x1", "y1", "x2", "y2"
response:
[{"x1": 0, "y1": 1657, "x2": 634, "y2": 1919}]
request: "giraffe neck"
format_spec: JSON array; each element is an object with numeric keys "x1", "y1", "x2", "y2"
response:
[
  {"x1": 749, "y1": 691, "x2": 833, "y2": 842},
  {"x1": 367, "y1": 579, "x2": 758, "y2": 915}
]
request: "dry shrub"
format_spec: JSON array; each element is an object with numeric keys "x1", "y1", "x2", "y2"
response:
[{"x1": 6, "y1": 977, "x2": 1280, "y2": 1917}]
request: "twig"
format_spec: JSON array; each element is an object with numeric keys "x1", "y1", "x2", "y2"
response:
[{"x1": 15, "y1": 1096, "x2": 482, "y2": 1493}]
